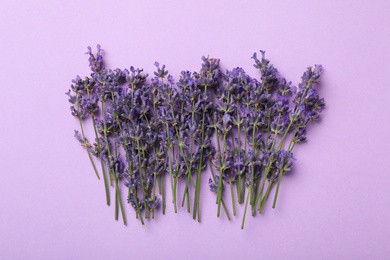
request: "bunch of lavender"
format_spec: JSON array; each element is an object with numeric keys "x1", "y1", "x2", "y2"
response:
[
  {"x1": 66, "y1": 46, "x2": 164, "y2": 226},
  {"x1": 208, "y1": 51, "x2": 325, "y2": 229},
  {"x1": 254, "y1": 61, "x2": 325, "y2": 214},
  {"x1": 189, "y1": 57, "x2": 219, "y2": 221},
  {"x1": 121, "y1": 66, "x2": 168, "y2": 222},
  {"x1": 159, "y1": 57, "x2": 218, "y2": 222},
  {"x1": 251, "y1": 54, "x2": 324, "y2": 228},
  {"x1": 208, "y1": 67, "x2": 259, "y2": 219},
  {"x1": 67, "y1": 45, "x2": 325, "y2": 228}
]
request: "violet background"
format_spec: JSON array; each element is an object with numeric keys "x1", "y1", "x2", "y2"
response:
[{"x1": 1, "y1": 0, "x2": 390, "y2": 259}]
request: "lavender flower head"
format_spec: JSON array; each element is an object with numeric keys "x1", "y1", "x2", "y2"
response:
[{"x1": 86, "y1": 44, "x2": 104, "y2": 73}]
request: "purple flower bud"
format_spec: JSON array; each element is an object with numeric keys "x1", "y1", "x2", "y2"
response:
[{"x1": 86, "y1": 44, "x2": 104, "y2": 73}]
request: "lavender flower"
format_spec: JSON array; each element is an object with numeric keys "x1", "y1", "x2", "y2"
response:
[
  {"x1": 208, "y1": 176, "x2": 221, "y2": 193},
  {"x1": 86, "y1": 44, "x2": 104, "y2": 73}
]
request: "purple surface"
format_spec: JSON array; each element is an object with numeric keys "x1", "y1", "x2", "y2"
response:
[{"x1": 1, "y1": 0, "x2": 390, "y2": 259}]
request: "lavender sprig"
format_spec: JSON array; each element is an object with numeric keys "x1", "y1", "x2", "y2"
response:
[
  {"x1": 84, "y1": 45, "x2": 112, "y2": 205},
  {"x1": 191, "y1": 57, "x2": 220, "y2": 222},
  {"x1": 66, "y1": 80, "x2": 100, "y2": 180}
]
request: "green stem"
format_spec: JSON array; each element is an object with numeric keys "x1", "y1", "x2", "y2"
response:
[
  {"x1": 161, "y1": 175, "x2": 166, "y2": 215},
  {"x1": 221, "y1": 198, "x2": 231, "y2": 221},
  {"x1": 193, "y1": 161, "x2": 202, "y2": 221},
  {"x1": 181, "y1": 177, "x2": 187, "y2": 207},
  {"x1": 158, "y1": 175, "x2": 162, "y2": 194},
  {"x1": 230, "y1": 181, "x2": 236, "y2": 216},
  {"x1": 256, "y1": 165, "x2": 271, "y2": 211},
  {"x1": 210, "y1": 164, "x2": 231, "y2": 219},
  {"x1": 272, "y1": 170, "x2": 284, "y2": 209},
  {"x1": 173, "y1": 177, "x2": 178, "y2": 213},
  {"x1": 252, "y1": 178, "x2": 261, "y2": 216},
  {"x1": 241, "y1": 175, "x2": 246, "y2": 204},
  {"x1": 112, "y1": 133, "x2": 119, "y2": 220},
  {"x1": 276, "y1": 120, "x2": 293, "y2": 151},
  {"x1": 115, "y1": 186, "x2": 119, "y2": 220},
  {"x1": 260, "y1": 180, "x2": 274, "y2": 213},
  {"x1": 241, "y1": 185, "x2": 251, "y2": 230},
  {"x1": 236, "y1": 177, "x2": 241, "y2": 204},
  {"x1": 115, "y1": 177, "x2": 127, "y2": 225},
  {"x1": 182, "y1": 174, "x2": 190, "y2": 213},
  {"x1": 288, "y1": 129, "x2": 298, "y2": 151}
]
